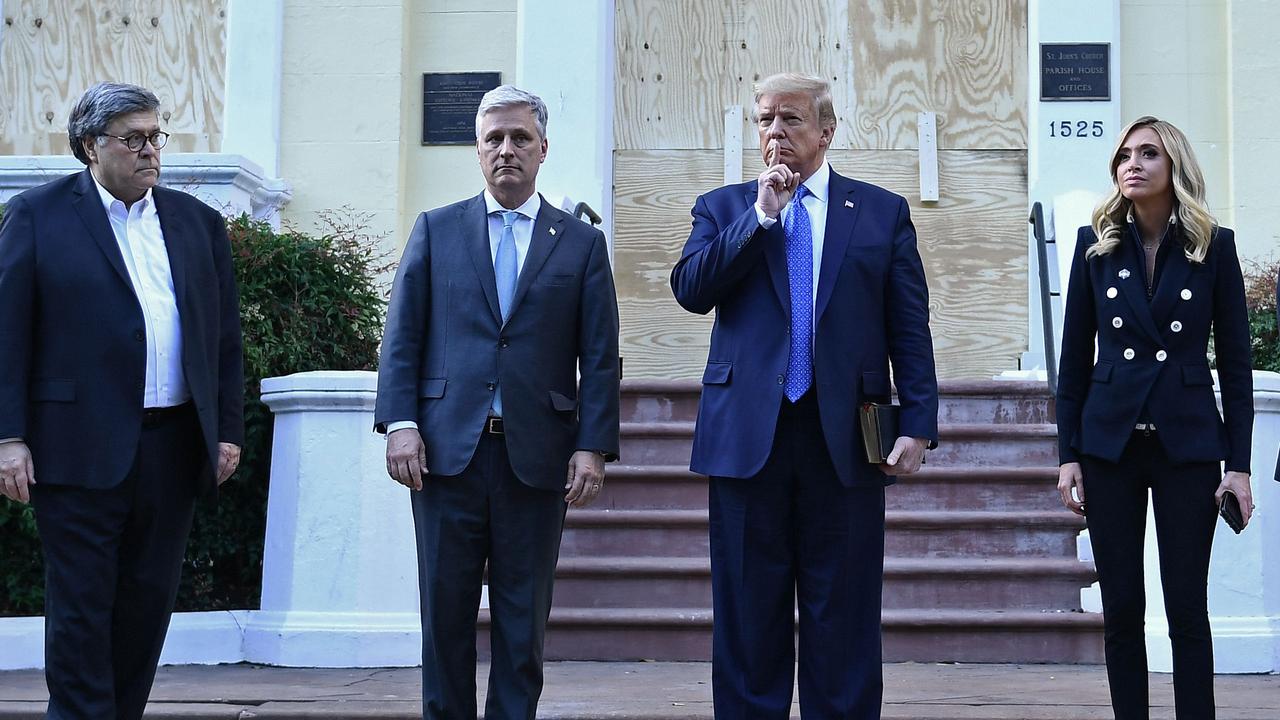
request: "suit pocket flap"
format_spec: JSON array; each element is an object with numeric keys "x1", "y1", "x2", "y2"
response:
[
  {"x1": 30, "y1": 378, "x2": 75, "y2": 402},
  {"x1": 549, "y1": 390, "x2": 578, "y2": 412},
  {"x1": 861, "y1": 371, "x2": 889, "y2": 397},
  {"x1": 1091, "y1": 361, "x2": 1113, "y2": 383},
  {"x1": 419, "y1": 378, "x2": 446, "y2": 398},
  {"x1": 702, "y1": 362, "x2": 732, "y2": 385},
  {"x1": 1182, "y1": 364, "x2": 1214, "y2": 387}
]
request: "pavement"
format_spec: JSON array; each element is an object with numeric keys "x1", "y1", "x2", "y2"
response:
[{"x1": 0, "y1": 662, "x2": 1277, "y2": 719}]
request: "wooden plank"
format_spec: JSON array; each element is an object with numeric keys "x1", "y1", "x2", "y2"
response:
[
  {"x1": 615, "y1": 0, "x2": 1025, "y2": 151},
  {"x1": 614, "y1": 149, "x2": 1028, "y2": 380},
  {"x1": 0, "y1": 0, "x2": 227, "y2": 156}
]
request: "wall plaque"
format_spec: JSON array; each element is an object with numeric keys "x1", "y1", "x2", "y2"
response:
[
  {"x1": 422, "y1": 72, "x2": 501, "y2": 145},
  {"x1": 1040, "y1": 44, "x2": 1110, "y2": 101}
]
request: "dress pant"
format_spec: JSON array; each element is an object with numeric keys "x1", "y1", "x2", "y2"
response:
[
  {"x1": 30, "y1": 404, "x2": 202, "y2": 720},
  {"x1": 410, "y1": 430, "x2": 567, "y2": 720},
  {"x1": 709, "y1": 390, "x2": 887, "y2": 720},
  {"x1": 1081, "y1": 432, "x2": 1220, "y2": 720}
]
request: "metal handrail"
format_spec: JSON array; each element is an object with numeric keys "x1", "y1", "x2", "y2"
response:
[
  {"x1": 573, "y1": 202, "x2": 603, "y2": 226},
  {"x1": 1029, "y1": 202, "x2": 1058, "y2": 395}
]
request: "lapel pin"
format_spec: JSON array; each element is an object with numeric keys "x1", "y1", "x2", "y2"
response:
[
  {"x1": 844, "y1": 200, "x2": 855, "y2": 209},
  {"x1": 1118, "y1": 269, "x2": 1130, "y2": 279},
  {"x1": 549, "y1": 227, "x2": 557, "y2": 236}
]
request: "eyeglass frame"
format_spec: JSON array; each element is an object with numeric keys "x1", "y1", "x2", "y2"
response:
[{"x1": 100, "y1": 130, "x2": 170, "y2": 153}]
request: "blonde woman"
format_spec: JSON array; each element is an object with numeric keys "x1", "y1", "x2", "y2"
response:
[{"x1": 1055, "y1": 116, "x2": 1254, "y2": 719}]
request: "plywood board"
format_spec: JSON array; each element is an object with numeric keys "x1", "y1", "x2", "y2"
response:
[
  {"x1": 0, "y1": 0, "x2": 227, "y2": 155},
  {"x1": 614, "y1": 148, "x2": 1028, "y2": 380},
  {"x1": 616, "y1": 0, "x2": 1025, "y2": 151}
]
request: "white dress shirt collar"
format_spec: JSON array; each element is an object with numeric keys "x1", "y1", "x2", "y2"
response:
[
  {"x1": 798, "y1": 161, "x2": 831, "y2": 204},
  {"x1": 483, "y1": 190, "x2": 541, "y2": 222},
  {"x1": 92, "y1": 172, "x2": 156, "y2": 218}
]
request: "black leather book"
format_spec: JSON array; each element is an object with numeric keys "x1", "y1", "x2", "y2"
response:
[{"x1": 859, "y1": 402, "x2": 899, "y2": 464}]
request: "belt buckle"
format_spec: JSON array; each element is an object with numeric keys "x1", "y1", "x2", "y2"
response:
[{"x1": 487, "y1": 417, "x2": 504, "y2": 435}]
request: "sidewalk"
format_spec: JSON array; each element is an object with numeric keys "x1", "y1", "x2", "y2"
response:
[{"x1": 0, "y1": 662, "x2": 1276, "y2": 719}]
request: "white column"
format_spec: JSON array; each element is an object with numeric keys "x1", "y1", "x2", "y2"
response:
[
  {"x1": 222, "y1": 0, "x2": 284, "y2": 176},
  {"x1": 1024, "y1": 0, "x2": 1123, "y2": 370},
  {"x1": 515, "y1": 0, "x2": 614, "y2": 249},
  {"x1": 241, "y1": 371, "x2": 422, "y2": 667}
]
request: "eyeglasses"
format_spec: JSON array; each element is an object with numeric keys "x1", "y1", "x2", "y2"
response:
[{"x1": 103, "y1": 130, "x2": 170, "y2": 153}]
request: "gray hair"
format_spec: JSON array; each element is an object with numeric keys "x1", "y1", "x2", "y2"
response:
[
  {"x1": 474, "y1": 85, "x2": 548, "y2": 140},
  {"x1": 753, "y1": 73, "x2": 837, "y2": 131},
  {"x1": 67, "y1": 82, "x2": 161, "y2": 164}
]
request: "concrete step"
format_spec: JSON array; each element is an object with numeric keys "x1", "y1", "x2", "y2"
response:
[
  {"x1": 619, "y1": 379, "x2": 1055, "y2": 426},
  {"x1": 479, "y1": 607, "x2": 1105, "y2": 663},
  {"x1": 617, "y1": 422, "x2": 1059, "y2": 468},
  {"x1": 560, "y1": 509, "x2": 1085, "y2": 559},
  {"x1": 548, "y1": 556, "x2": 1094, "y2": 611}
]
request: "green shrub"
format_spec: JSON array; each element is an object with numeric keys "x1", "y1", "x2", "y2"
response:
[
  {"x1": 0, "y1": 208, "x2": 387, "y2": 615},
  {"x1": 1243, "y1": 256, "x2": 1279, "y2": 373}
]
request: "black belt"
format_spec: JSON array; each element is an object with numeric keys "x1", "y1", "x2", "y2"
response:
[
  {"x1": 485, "y1": 417, "x2": 504, "y2": 435},
  {"x1": 142, "y1": 402, "x2": 192, "y2": 428}
]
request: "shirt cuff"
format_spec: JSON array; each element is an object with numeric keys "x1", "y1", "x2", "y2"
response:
[
  {"x1": 386, "y1": 421, "x2": 418, "y2": 435},
  {"x1": 0, "y1": 437, "x2": 23, "y2": 445},
  {"x1": 755, "y1": 203, "x2": 778, "y2": 229}
]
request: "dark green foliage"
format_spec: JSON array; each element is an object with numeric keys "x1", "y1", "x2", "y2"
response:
[
  {"x1": 1243, "y1": 257, "x2": 1279, "y2": 373},
  {"x1": 0, "y1": 208, "x2": 387, "y2": 615}
]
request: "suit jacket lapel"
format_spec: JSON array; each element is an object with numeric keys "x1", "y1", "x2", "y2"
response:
[
  {"x1": 744, "y1": 184, "x2": 791, "y2": 314},
  {"x1": 506, "y1": 198, "x2": 562, "y2": 324},
  {"x1": 71, "y1": 170, "x2": 133, "y2": 291},
  {"x1": 461, "y1": 194, "x2": 503, "y2": 326},
  {"x1": 151, "y1": 190, "x2": 189, "y2": 311},
  {"x1": 816, "y1": 173, "x2": 860, "y2": 322},
  {"x1": 1150, "y1": 242, "x2": 1193, "y2": 328},
  {"x1": 1112, "y1": 238, "x2": 1163, "y2": 344}
]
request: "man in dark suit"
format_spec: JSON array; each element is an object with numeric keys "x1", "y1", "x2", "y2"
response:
[
  {"x1": 670, "y1": 73, "x2": 939, "y2": 719},
  {"x1": 0, "y1": 82, "x2": 243, "y2": 720},
  {"x1": 374, "y1": 85, "x2": 620, "y2": 720}
]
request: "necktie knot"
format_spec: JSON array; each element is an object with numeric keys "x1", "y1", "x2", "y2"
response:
[
  {"x1": 498, "y1": 210, "x2": 518, "y2": 229},
  {"x1": 792, "y1": 184, "x2": 810, "y2": 204}
]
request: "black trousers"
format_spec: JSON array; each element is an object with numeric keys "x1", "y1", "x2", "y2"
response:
[
  {"x1": 30, "y1": 405, "x2": 202, "y2": 720},
  {"x1": 709, "y1": 391, "x2": 886, "y2": 720},
  {"x1": 410, "y1": 431, "x2": 567, "y2": 720},
  {"x1": 1081, "y1": 432, "x2": 1220, "y2": 720}
]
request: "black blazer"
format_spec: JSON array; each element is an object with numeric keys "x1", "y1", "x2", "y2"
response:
[
  {"x1": 374, "y1": 193, "x2": 620, "y2": 491},
  {"x1": 1056, "y1": 224, "x2": 1253, "y2": 473},
  {"x1": 0, "y1": 170, "x2": 244, "y2": 492}
]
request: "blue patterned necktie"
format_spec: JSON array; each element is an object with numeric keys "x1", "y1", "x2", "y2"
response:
[
  {"x1": 784, "y1": 185, "x2": 813, "y2": 402},
  {"x1": 492, "y1": 210, "x2": 518, "y2": 416},
  {"x1": 495, "y1": 210, "x2": 518, "y2": 321}
]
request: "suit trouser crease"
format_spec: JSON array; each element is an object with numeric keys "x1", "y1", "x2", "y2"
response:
[
  {"x1": 411, "y1": 432, "x2": 566, "y2": 720},
  {"x1": 709, "y1": 392, "x2": 886, "y2": 720},
  {"x1": 1080, "y1": 433, "x2": 1218, "y2": 720},
  {"x1": 31, "y1": 408, "x2": 201, "y2": 720}
]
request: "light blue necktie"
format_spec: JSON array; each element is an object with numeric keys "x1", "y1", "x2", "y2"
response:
[
  {"x1": 492, "y1": 210, "x2": 518, "y2": 416},
  {"x1": 784, "y1": 185, "x2": 813, "y2": 402}
]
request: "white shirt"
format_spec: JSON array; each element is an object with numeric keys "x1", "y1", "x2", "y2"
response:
[
  {"x1": 93, "y1": 174, "x2": 189, "y2": 408},
  {"x1": 755, "y1": 161, "x2": 830, "y2": 309},
  {"x1": 385, "y1": 191, "x2": 543, "y2": 434}
]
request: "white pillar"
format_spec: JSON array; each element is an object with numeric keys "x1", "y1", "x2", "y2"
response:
[
  {"x1": 515, "y1": 0, "x2": 614, "y2": 249},
  {"x1": 241, "y1": 371, "x2": 422, "y2": 667},
  {"x1": 1145, "y1": 371, "x2": 1280, "y2": 672},
  {"x1": 1024, "y1": 0, "x2": 1123, "y2": 370},
  {"x1": 222, "y1": 0, "x2": 284, "y2": 177}
]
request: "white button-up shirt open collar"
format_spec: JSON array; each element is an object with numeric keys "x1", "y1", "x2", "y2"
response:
[{"x1": 92, "y1": 174, "x2": 189, "y2": 408}]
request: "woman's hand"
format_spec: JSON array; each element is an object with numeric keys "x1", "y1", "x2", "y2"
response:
[
  {"x1": 1058, "y1": 462, "x2": 1086, "y2": 516},
  {"x1": 1215, "y1": 471, "x2": 1253, "y2": 527}
]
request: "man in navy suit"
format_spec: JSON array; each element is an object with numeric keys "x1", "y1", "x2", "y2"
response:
[
  {"x1": 0, "y1": 82, "x2": 243, "y2": 720},
  {"x1": 671, "y1": 73, "x2": 938, "y2": 719},
  {"x1": 375, "y1": 85, "x2": 620, "y2": 720}
]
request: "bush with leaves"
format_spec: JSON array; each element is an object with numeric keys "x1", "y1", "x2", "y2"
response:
[
  {"x1": 0, "y1": 207, "x2": 387, "y2": 615},
  {"x1": 1242, "y1": 256, "x2": 1279, "y2": 374}
]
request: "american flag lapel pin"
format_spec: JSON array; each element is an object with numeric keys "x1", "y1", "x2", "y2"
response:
[
  {"x1": 844, "y1": 200, "x2": 855, "y2": 209},
  {"x1": 549, "y1": 226, "x2": 557, "y2": 236}
]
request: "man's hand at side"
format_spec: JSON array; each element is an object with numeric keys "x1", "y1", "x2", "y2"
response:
[
  {"x1": 386, "y1": 428, "x2": 427, "y2": 491},
  {"x1": 0, "y1": 441, "x2": 35, "y2": 504},
  {"x1": 216, "y1": 442, "x2": 241, "y2": 486},
  {"x1": 879, "y1": 436, "x2": 927, "y2": 476},
  {"x1": 565, "y1": 450, "x2": 604, "y2": 508}
]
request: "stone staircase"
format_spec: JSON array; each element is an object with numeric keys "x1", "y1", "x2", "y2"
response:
[{"x1": 480, "y1": 379, "x2": 1103, "y2": 663}]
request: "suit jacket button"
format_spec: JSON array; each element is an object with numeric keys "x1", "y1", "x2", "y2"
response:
[
  {"x1": 1156, "y1": 350, "x2": 1168, "y2": 362},
  {"x1": 1106, "y1": 287, "x2": 1118, "y2": 299},
  {"x1": 1112, "y1": 317, "x2": 1123, "y2": 328},
  {"x1": 1171, "y1": 321, "x2": 1183, "y2": 332},
  {"x1": 134, "y1": 329, "x2": 145, "y2": 341},
  {"x1": 499, "y1": 338, "x2": 509, "y2": 348},
  {"x1": 1181, "y1": 289, "x2": 1192, "y2": 300},
  {"x1": 1123, "y1": 348, "x2": 1135, "y2": 360},
  {"x1": 776, "y1": 375, "x2": 784, "y2": 384},
  {"x1": 486, "y1": 382, "x2": 496, "y2": 391}
]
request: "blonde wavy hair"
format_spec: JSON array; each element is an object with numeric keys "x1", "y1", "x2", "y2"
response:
[{"x1": 1087, "y1": 116, "x2": 1216, "y2": 263}]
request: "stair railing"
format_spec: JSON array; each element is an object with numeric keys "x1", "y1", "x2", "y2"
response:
[{"x1": 1029, "y1": 201, "x2": 1058, "y2": 396}]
